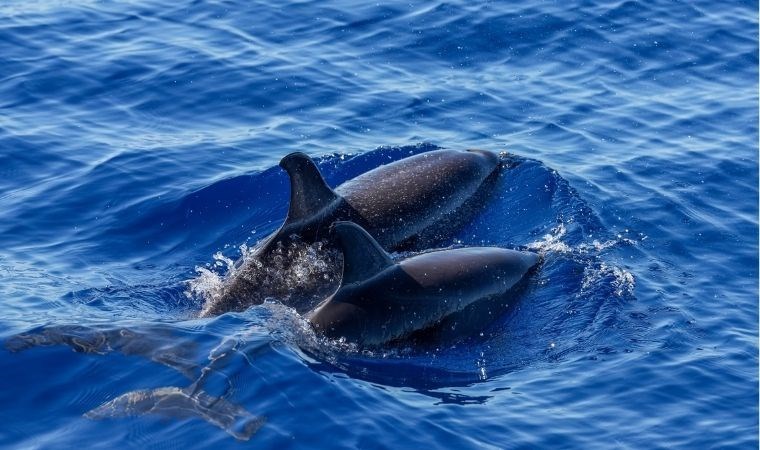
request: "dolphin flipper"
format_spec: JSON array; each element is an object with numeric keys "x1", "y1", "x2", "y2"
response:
[
  {"x1": 332, "y1": 221, "x2": 393, "y2": 285},
  {"x1": 279, "y1": 152, "x2": 340, "y2": 222}
]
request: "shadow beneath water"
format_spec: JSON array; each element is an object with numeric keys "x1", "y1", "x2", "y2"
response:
[{"x1": 5, "y1": 323, "x2": 268, "y2": 441}]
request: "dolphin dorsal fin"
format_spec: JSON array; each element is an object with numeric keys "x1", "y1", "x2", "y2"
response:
[
  {"x1": 332, "y1": 221, "x2": 393, "y2": 285},
  {"x1": 280, "y1": 152, "x2": 339, "y2": 222}
]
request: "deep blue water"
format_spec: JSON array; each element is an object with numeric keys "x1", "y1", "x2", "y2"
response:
[{"x1": 0, "y1": 0, "x2": 757, "y2": 448}]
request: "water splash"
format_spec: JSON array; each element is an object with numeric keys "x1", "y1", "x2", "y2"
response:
[
  {"x1": 527, "y1": 223, "x2": 573, "y2": 253},
  {"x1": 189, "y1": 240, "x2": 343, "y2": 317},
  {"x1": 581, "y1": 263, "x2": 636, "y2": 298},
  {"x1": 527, "y1": 221, "x2": 636, "y2": 300}
]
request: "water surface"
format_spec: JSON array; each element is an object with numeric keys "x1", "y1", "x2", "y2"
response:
[{"x1": 0, "y1": 0, "x2": 757, "y2": 448}]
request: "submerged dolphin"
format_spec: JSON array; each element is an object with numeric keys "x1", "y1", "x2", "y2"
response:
[
  {"x1": 308, "y1": 222, "x2": 539, "y2": 347},
  {"x1": 202, "y1": 149, "x2": 501, "y2": 316}
]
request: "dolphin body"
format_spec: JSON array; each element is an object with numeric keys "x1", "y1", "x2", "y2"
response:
[
  {"x1": 202, "y1": 149, "x2": 501, "y2": 317},
  {"x1": 308, "y1": 222, "x2": 539, "y2": 347},
  {"x1": 265, "y1": 148, "x2": 500, "y2": 253}
]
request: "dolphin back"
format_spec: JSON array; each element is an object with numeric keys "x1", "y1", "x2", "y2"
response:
[
  {"x1": 308, "y1": 221, "x2": 540, "y2": 347},
  {"x1": 335, "y1": 149, "x2": 501, "y2": 248}
]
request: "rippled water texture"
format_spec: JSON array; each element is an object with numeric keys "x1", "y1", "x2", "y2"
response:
[{"x1": 0, "y1": 1, "x2": 757, "y2": 449}]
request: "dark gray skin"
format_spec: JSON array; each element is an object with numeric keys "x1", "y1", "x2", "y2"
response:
[
  {"x1": 202, "y1": 149, "x2": 501, "y2": 317},
  {"x1": 307, "y1": 222, "x2": 539, "y2": 347},
  {"x1": 262, "y1": 148, "x2": 500, "y2": 253}
]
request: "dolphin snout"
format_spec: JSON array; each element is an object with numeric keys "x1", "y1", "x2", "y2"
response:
[{"x1": 521, "y1": 251, "x2": 541, "y2": 272}]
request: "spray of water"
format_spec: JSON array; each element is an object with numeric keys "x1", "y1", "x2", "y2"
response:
[
  {"x1": 527, "y1": 222, "x2": 636, "y2": 299},
  {"x1": 187, "y1": 240, "x2": 343, "y2": 317}
]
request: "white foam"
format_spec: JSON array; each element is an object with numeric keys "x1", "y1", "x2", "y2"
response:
[
  {"x1": 580, "y1": 262, "x2": 636, "y2": 297},
  {"x1": 188, "y1": 240, "x2": 342, "y2": 316},
  {"x1": 186, "y1": 267, "x2": 225, "y2": 303},
  {"x1": 527, "y1": 223, "x2": 572, "y2": 253},
  {"x1": 527, "y1": 221, "x2": 637, "y2": 299}
]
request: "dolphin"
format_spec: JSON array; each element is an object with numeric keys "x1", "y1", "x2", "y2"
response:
[
  {"x1": 5, "y1": 324, "x2": 199, "y2": 379},
  {"x1": 307, "y1": 221, "x2": 539, "y2": 347},
  {"x1": 202, "y1": 149, "x2": 501, "y2": 317},
  {"x1": 86, "y1": 386, "x2": 266, "y2": 441},
  {"x1": 263, "y1": 148, "x2": 500, "y2": 253}
]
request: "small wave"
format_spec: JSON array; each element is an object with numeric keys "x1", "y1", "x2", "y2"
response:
[
  {"x1": 581, "y1": 263, "x2": 636, "y2": 298},
  {"x1": 527, "y1": 222, "x2": 637, "y2": 298}
]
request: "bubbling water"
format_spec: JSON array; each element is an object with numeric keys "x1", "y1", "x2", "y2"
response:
[
  {"x1": 527, "y1": 221, "x2": 636, "y2": 300},
  {"x1": 188, "y1": 239, "x2": 343, "y2": 317}
]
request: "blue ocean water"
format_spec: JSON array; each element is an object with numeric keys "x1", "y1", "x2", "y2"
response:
[{"x1": 0, "y1": 0, "x2": 757, "y2": 448}]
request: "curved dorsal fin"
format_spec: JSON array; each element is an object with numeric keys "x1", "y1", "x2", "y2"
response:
[
  {"x1": 279, "y1": 152, "x2": 339, "y2": 222},
  {"x1": 332, "y1": 221, "x2": 393, "y2": 286}
]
